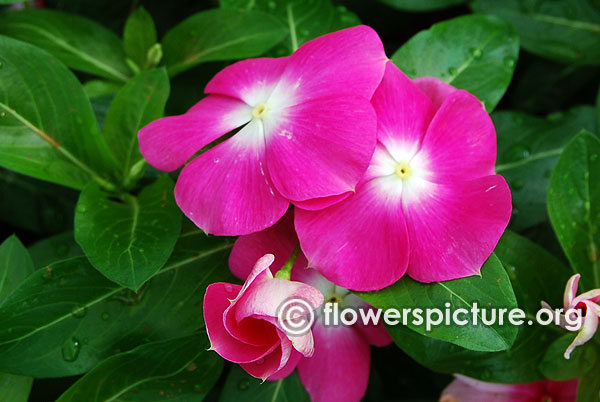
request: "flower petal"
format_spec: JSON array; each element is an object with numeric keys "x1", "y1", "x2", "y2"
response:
[
  {"x1": 564, "y1": 301, "x2": 599, "y2": 359},
  {"x1": 404, "y1": 175, "x2": 511, "y2": 283},
  {"x1": 297, "y1": 322, "x2": 371, "y2": 402},
  {"x1": 174, "y1": 120, "x2": 289, "y2": 235},
  {"x1": 138, "y1": 95, "x2": 251, "y2": 171},
  {"x1": 344, "y1": 294, "x2": 393, "y2": 347},
  {"x1": 295, "y1": 180, "x2": 410, "y2": 291},
  {"x1": 240, "y1": 344, "x2": 284, "y2": 380},
  {"x1": 266, "y1": 96, "x2": 377, "y2": 204},
  {"x1": 205, "y1": 57, "x2": 290, "y2": 106},
  {"x1": 413, "y1": 76, "x2": 457, "y2": 111},
  {"x1": 416, "y1": 90, "x2": 496, "y2": 183},
  {"x1": 267, "y1": 349, "x2": 302, "y2": 381},
  {"x1": 564, "y1": 274, "x2": 581, "y2": 310},
  {"x1": 441, "y1": 375, "x2": 536, "y2": 402}
]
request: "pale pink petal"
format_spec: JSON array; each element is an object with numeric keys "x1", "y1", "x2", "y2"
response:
[
  {"x1": 205, "y1": 57, "x2": 290, "y2": 106},
  {"x1": 371, "y1": 63, "x2": 435, "y2": 160},
  {"x1": 271, "y1": 25, "x2": 386, "y2": 105},
  {"x1": 344, "y1": 294, "x2": 393, "y2": 347},
  {"x1": 138, "y1": 95, "x2": 251, "y2": 171},
  {"x1": 572, "y1": 289, "x2": 600, "y2": 307},
  {"x1": 404, "y1": 175, "x2": 511, "y2": 283},
  {"x1": 267, "y1": 349, "x2": 302, "y2": 381},
  {"x1": 297, "y1": 322, "x2": 371, "y2": 402},
  {"x1": 564, "y1": 301, "x2": 599, "y2": 359},
  {"x1": 266, "y1": 96, "x2": 377, "y2": 204},
  {"x1": 564, "y1": 274, "x2": 581, "y2": 310},
  {"x1": 295, "y1": 180, "x2": 409, "y2": 291},
  {"x1": 441, "y1": 375, "x2": 537, "y2": 402},
  {"x1": 229, "y1": 210, "x2": 297, "y2": 280},
  {"x1": 416, "y1": 90, "x2": 496, "y2": 183},
  {"x1": 174, "y1": 120, "x2": 288, "y2": 236},
  {"x1": 291, "y1": 264, "x2": 336, "y2": 297},
  {"x1": 413, "y1": 76, "x2": 457, "y2": 111}
]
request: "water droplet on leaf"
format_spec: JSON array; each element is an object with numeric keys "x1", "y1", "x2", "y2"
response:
[
  {"x1": 61, "y1": 337, "x2": 81, "y2": 362},
  {"x1": 503, "y1": 144, "x2": 531, "y2": 162},
  {"x1": 237, "y1": 379, "x2": 250, "y2": 391},
  {"x1": 448, "y1": 67, "x2": 457, "y2": 76},
  {"x1": 101, "y1": 312, "x2": 110, "y2": 321},
  {"x1": 504, "y1": 57, "x2": 516, "y2": 68},
  {"x1": 470, "y1": 47, "x2": 483, "y2": 59},
  {"x1": 71, "y1": 305, "x2": 87, "y2": 318},
  {"x1": 510, "y1": 178, "x2": 525, "y2": 191}
]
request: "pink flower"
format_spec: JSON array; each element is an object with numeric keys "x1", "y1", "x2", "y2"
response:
[
  {"x1": 138, "y1": 26, "x2": 387, "y2": 236},
  {"x1": 230, "y1": 212, "x2": 393, "y2": 402},
  {"x1": 203, "y1": 253, "x2": 323, "y2": 380},
  {"x1": 561, "y1": 274, "x2": 600, "y2": 359},
  {"x1": 440, "y1": 375, "x2": 578, "y2": 402},
  {"x1": 295, "y1": 62, "x2": 512, "y2": 291}
]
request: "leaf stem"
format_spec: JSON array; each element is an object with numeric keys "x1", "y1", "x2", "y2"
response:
[
  {"x1": 286, "y1": 4, "x2": 299, "y2": 52},
  {"x1": 275, "y1": 245, "x2": 300, "y2": 280}
]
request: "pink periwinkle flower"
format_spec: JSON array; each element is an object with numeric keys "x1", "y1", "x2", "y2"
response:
[
  {"x1": 203, "y1": 253, "x2": 323, "y2": 380},
  {"x1": 229, "y1": 212, "x2": 393, "y2": 402},
  {"x1": 440, "y1": 375, "x2": 578, "y2": 402},
  {"x1": 561, "y1": 274, "x2": 600, "y2": 359},
  {"x1": 295, "y1": 62, "x2": 512, "y2": 291},
  {"x1": 138, "y1": 26, "x2": 387, "y2": 236}
]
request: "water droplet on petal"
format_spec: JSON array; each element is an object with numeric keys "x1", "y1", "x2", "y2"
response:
[
  {"x1": 224, "y1": 284, "x2": 234, "y2": 293},
  {"x1": 61, "y1": 337, "x2": 81, "y2": 362}
]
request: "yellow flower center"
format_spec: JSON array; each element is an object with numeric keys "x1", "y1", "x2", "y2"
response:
[
  {"x1": 252, "y1": 103, "x2": 269, "y2": 119},
  {"x1": 394, "y1": 161, "x2": 412, "y2": 180}
]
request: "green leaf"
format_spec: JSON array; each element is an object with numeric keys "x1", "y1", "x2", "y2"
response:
[
  {"x1": 359, "y1": 254, "x2": 518, "y2": 352},
  {"x1": 547, "y1": 131, "x2": 600, "y2": 291},
  {"x1": 83, "y1": 80, "x2": 123, "y2": 100},
  {"x1": 220, "y1": 366, "x2": 310, "y2": 402},
  {"x1": 220, "y1": 0, "x2": 360, "y2": 53},
  {"x1": 0, "y1": 372, "x2": 32, "y2": 402},
  {"x1": 28, "y1": 231, "x2": 83, "y2": 269},
  {"x1": 378, "y1": 0, "x2": 466, "y2": 12},
  {"x1": 539, "y1": 333, "x2": 597, "y2": 380},
  {"x1": 123, "y1": 7, "x2": 158, "y2": 70},
  {"x1": 0, "y1": 232, "x2": 234, "y2": 377},
  {"x1": 75, "y1": 176, "x2": 181, "y2": 290},
  {"x1": 391, "y1": 14, "x2": 519, "y2": 112},
  {"x1": 577, "y1": 355, "x2": 600, "y2": 402},
  {"x1": 494, "y1": 106, "x2": 597, "y2": 230},
  {"x1": 103, "y1": 69, "x2": 169, "y2": 183},
  {"x1": 0, "y1": 9, "x2": 131, "y2": 82},
  {"x1": 56, "y1": 333, "x2": 223, "y2": 402},
  {"x1": 0, "y1": 35, "x2": 120, "y2": 190},
  {"x1": 472, "y1": 0, "x2": 600, "y2": 65},
  {"x1": 162, "y1": 8, "x2": 287, "y2": 77},
  {"x1": 0, "y1": 235, "x2": 34, "y2": 304}
]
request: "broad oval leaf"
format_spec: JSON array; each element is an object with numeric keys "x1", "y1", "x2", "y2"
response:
[
  {"x1": 123, "y1": 7, "x2": 158, "y2": 70},
  {"x1": 29, "y1": 232, "x2": 83, "y2": 269},
  {"x1": 0, "y1": 372, "x2": 32, "y2": 402},
  {"x1": 74, "y1": 176, "x2": 181, "y2": 290},
  {"x1": 0, "y1": 235, "x2": 34, "y2": 303},
  {"x1": 539, "y1": 334, "x2": 598, "y2": 381},
  {"x1": 391, "y1": 14, "x2": 519, "y2": 112},
  {"x1": 359, "y1": 254, "x2": 519, "y2": 352},
  {"x1": 0, "y1": 232, "x2": 233, "y2": 377},
  {"x1": 219, "y1": 366, "x2": 309, "y2": 402},
  {"x1": 0, "y1": 9, "x2": 131, "y2": 82},
  {"x1": 56, "y1": 333, "x2": 223, "y2": 402},
  {"x1": 547, "y1": 131, "x2": 600, "y2": 291},
  {"x1": 162, "y1": 8, "x2": 287, "y2": 77},
  {"x1": 378, "y1": 0, "x2": 466, "y2": 12},
  {"x1": 472, "y1": 0, "x2": 600, "y2": 65},
  {"x1": 0, "y1": 35, "x2": 120, "y2": 190}
]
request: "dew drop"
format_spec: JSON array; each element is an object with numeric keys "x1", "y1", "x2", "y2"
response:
[
  {"x1": 300, "y1": 28, "x2": 309, "y2": 36},
  {"x1": 448, "y1": 67, "x2": 457, "y2": 76},
  {"x1": 0, "y1": 111, "x2": 5, "y2": 117},
  {"x1": 71, "y1": 305, "x2": 87, "y2": 318},
  {"x1": 504, "y1": 57, "x2": 516, "y2": 68},
  {"x1": 213, "y1": 158, "x2": 220, "y2": 164},
  {"x1": 503, "y1": 144, "x2": 531, "y2": 162},
  {"x1": 510, "y1": 178, "x2": 525, "y2": 191},
  {"x1": 42, "y1": 267, "x2": 54, "y2": 281},
  {"x1": 237, "y1": 379, "x2": 250, "y2": 391},
  {"x1": 470, "y1": 47, "x2": 483, "y2": 59},
  {"x1": 101, "y1": 312, "x2": 110, "y2": 321},
  {"x1": 224, "y1": 284, "x2": 234, "y2": 293},
  {"x1": 61, "y1": 337, "x2": 81, "y2": 362},
  {"x1": 76, "y1": 204, "x2": 87, "y2": 214}
]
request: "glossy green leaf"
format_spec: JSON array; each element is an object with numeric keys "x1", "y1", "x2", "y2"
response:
[
  {"x1": 0, "y1": 35, "x2": 120, "y2": 190},
  {"x1": 577, "y1": 355, "x2": 600, "y2": 402},
  {"x1": 220, "y1": 366, "x2": 309, "y2": 402},
  {"x1": 83, "y1": 80, "x2": 123, "y2": 100},
  {"x1": 123, "y1": 7, "x2": 158, "y2": 70},
  {"x1": 220, "y1": 0, "x2": 360, "y2": 53},
  {"x1": 472, "y1": 0, "x2": 600, "y2": 65},
  {"x1": 103, "y1": 69, "x2": 169, "y2": 183},
  {"x1": 0, "y1": 235, "x2": 34, "y2": 303},
  {"x1": 539, "y1": 333, "x2": 597, "y2": 380},
  {"x1": 75, "y1": 176, "x2": 181, "y2": 290},
  {"x1": 28, "y1": 231, "x2": 83, "y2": 269},
  {"x1": 378, "y1": 0, "x2": 466, "y2": 12},
  {"x1": 391, "y1": 14, "x2": 519, "y2": 111},
  {"x1": 547, "y1": 131, "x2": 600, "y2": 291},
  {"x1": 0, "y1": 372, "x2": 33, "y2": 402},
  {"x1": 0, "y1": 232, "x2": 234, "y2": 377},
  {"x1": 359, "y1": 254, "x2": 518, "y2": 352},
  {"x1": 495, "y1": 106, "x2": 597, "y2": 230},
  {"x1": 162, "y1": 8, "x2": 286, "y2": 77},
  {"x1": 57, "y1": 333, "x2": 223, "y2": 402},
  {"x1": 0, "y1": 9, "x2": 131, "y2": 82}
]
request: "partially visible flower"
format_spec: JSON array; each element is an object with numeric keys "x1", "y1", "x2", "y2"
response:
[
  {"x1": 8, "y1": 0, "x2": 45, "y2": 9},
  {"x1": 229, "y1": 212, "x2": 392, "y2": 402},
  {"x1": 296, "y1": 62, "x2": 512, "y2": 290},
  {"x1": 560, "y1": 274, "x2": 600, "y2": 359},
  {"x1": 203, "y1": 253, "x2": 323, "y2": 380},
  {"x1": 139, "y1": 26, "x2": 387, "y2": 236},
  {"x1": 440, "y1": 375, "x2": 578, "y2": 402}
]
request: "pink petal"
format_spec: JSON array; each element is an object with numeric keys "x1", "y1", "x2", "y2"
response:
[
  {"x1": 229, "y1": 210, "x2": 297, "y2": 280},
  {"x1": 544, "y1": 379, "x2": 579, "y2": 399},
  {"x1": 291, "y1": 192, "x2": 353, "y2": 211},
  {"x1": 564, "y1": 301, "x2": 599, "y2": 359},
  {"x1": 205, "y1": 57, "x2": 290, "y2": 106},
  {"x1": 371, "y1": 63, "x2": 435, "y2": 160},
  {"x1": 295, "y1": 179, "x2": 410, "y2": 291},
  {"x1": 174, "y1": 120, "x2": 289, "y2": 236},
  {"x1": 441, "y1": 375, "x2": 537, "y2": 402},
  {"x1": 344, "y1": 294, "x2": 393, "y2": 347},
  {"x1": 413, "y1": 76, "x2": 457, "y2": 111},
  {"x1": 572, "y1": 289, "x2": 600, "y2": 307},
  {"x1": 417, "y1": 90, "x2": 496, "y2": 183},
  {"x1": 564, "y1": 274, "x2": 581, "y2": 310},
  {"x1": 272, "y1": 25, "x2": 386, "y2": 105},
  {"x1": 297, "y1": 322, "x2": 371, "y2": 402},
  {"x1": 267, "y1": 349, "x2": 302, "y2": 381},
  {"x1": 240, "y1": 344, "x2": 284, "y2": 380},
  {"x1": 291, "y1": 264, "x2": 336, "y2": 297},
  {"x1": 404, "y1": 175, "x2": 512, "y2": 282},
  {"x1": 266, "y1": 96, "x2": 377, "y2": 204},
  {"x1": 138, "y1": 95, "x2": 251, "y2": 171}
]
